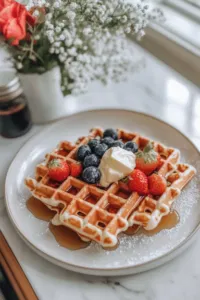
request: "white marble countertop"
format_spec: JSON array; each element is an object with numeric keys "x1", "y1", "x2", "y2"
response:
[{"x1": 0, "y1": 44, "x2": 200, "y2": 300}]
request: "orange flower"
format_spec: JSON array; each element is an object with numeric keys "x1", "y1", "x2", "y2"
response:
[{"x1": 0, "y1": 0, "x2": 35, "y2": 45}]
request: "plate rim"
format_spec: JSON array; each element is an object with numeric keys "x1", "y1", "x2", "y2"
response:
[{"x1": 5, "y1": 108, "x2": 200, "y2": 273}]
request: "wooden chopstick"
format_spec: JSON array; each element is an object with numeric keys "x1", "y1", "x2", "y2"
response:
[{"x1": 0, "y1": 231, "x2": 38, "y2": 300}]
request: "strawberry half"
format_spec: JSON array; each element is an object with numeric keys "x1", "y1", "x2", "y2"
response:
[
  {"x1": 48, "y1": 158, "x2": 70, "y2": 182},
  {"x1": 128, "y1": 169, "x2": 148, "y2": 195},
  {"x1": 136, "y1": 142, "x2": 161, "y2": 175},
  {"x1": 148, "y1": 173, "x2": 167, "y2": 196},
  {"x1": 70, "y1": 162, "x2": 82, "y2": 178}
]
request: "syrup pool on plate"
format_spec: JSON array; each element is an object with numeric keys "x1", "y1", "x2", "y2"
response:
[
  {"x1": 125, "y1": 211, "x2": 180, "y2": 236},
  {"x1": 26, "y1": 197, "x2": 90, "y2": 250},
  {"x1": 26, "y1": 197, "x2": 180, "y2": 250}
]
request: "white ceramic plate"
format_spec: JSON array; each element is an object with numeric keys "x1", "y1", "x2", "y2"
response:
[{"x1": 5, "y1": 109, "x2": 200, "y2": 276}]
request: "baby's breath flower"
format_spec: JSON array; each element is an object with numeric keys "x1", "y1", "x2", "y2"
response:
[
  {"x1": 74, "y1": 38, "x2": 82, "y2": 46},
  {"x1": 53, "y1": 1, "x2": 61, "y2": 8},
  {"x1": 49, "y1": 48, "x2": 55, "y2": 54},
  {"x1": 65, "y1": 39, "x2": 72, "y2": 47},
  {"x1": 67, "y1": 11, "x2": 76, "y2": 21},
  {"x1": 16, "y1": 62, "x2": 23, "y2": 69},
  {"x1": 121, "y1": 15, "x2": 128, "y2": 23},
  {"x1": 59, "y1": 34, "x2": 65, "y2": 41},
  {"x1": 34, "y1": 34, "x2": 40, "y2": 40},
  {"x1": 83, "y1": 27, "x2": 91, "y2": 36},
  {"x1": 55, "y1": 27, "x2": 61, "y2": 33},
  {"x1": 60, "y1": 47, "x2": 65, "y2": 54},
  {"x1": 54, "y1": 41, "x2": 61, "y2": 47},
  {"x1": 32, "y1": 9, "x2": 39, "y2": 17},
  {"x1": 70, "y1": 2, "x2": 78, "y2": 10},
  {"x1": 59, "y1": 54, "x2": 66, "y2": 62},
  {"x1": 13, "y1": 0, "x2": 163, "y2": 96},
  {"x1": 49, "y1": 37, "x2": 54, "y2": 44},
  {"x1": 68, "y1": 47, "x2": 77, "y2": 56}
]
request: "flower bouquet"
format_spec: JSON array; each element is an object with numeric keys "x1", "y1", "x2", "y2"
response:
[{"x1": 0, "y1": 0, "x2": 163, "y2": 122}]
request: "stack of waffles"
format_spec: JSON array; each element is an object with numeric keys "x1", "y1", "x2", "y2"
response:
[{"x1": 25, "y1": 128, "x2": 196, "y2": 248}]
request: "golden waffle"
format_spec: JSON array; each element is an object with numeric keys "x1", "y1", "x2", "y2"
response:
[{"x1": 25, "y1": 128, "x2": 194, "y2": 248}]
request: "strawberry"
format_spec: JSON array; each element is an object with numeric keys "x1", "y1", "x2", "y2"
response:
[
  {"x1": 128, "y1": 169, "x2": 148, "y2": 195},
  {"x1": 70, "y1": 162, "x2": 82, "y2": 178},
  {"x1": 148, "y1": 173, "x2": 167, "y2": 196},
  {"x1": 48, "y1": 159, "x2": 70, "y2": 182},
  {"x1": 136, "y1": 142, "x2": 161, "y2": 175}
]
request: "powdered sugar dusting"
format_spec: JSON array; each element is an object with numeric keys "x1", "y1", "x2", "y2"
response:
[
  {"x1": 17, "y1": 154, "x2": 200, "y2": 268},
  {"x1": 15, "y1": 124, "x2": 200, "y2": 269},
  {"x1": 78, "y1": 158, "x2": 200, "y2": 267}
]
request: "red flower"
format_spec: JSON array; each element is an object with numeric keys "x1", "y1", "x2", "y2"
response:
[
  {"x1": 0, "y1": 0, "x2": 13, "y2": 11},
  {"x1": 0, "y1": 0, "x2": 35, "y2": 45}
]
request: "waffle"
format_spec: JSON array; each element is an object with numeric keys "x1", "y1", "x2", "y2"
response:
[{"x1": 25, "y1": 128, "x2": 195, "y2": 248}]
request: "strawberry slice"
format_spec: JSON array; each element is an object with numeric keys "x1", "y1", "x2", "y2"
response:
[
  {"x1": 128, "y1": 169, "x2": 148, "y2": 195},
  {"x1": 136, "y1": 142, "x2": 161, "y2": 175},
  {"x1": 148, "y1": 173, "x2": 167, "y2": 196},
  {"x1": 70, "y1": 162, "x2": 83, "y2": 178},
  {"x1": 48, "y1": 159, "x2": 70, "y2": 182}
]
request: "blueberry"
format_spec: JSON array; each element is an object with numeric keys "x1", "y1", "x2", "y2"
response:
[
  {"x1": 82, "y1": 166, "x2": 101, "y2": 184},
  {"x1": 112, "y1": 140, "x2": 124, "y2": 148},
  {"x1": 123, "y1": 141, "x2": 138, "y2": 153},
  {"x1": 76, "y1": 145, "x2": 91, "y2": 161},
  {"x1": 83, "y1": 154, "x2": 100, "y2": 168},
  {"x1": 101, "y1": 137, "x2": 114, "y2": 148},
  {"x1": 94, "y1": 143, "x2": 108, "y2": 157},
  {"x1": 88, "y1": 139, "x2": 100, "y2": 151},
  {"x1": 103, "y1": 128, "x2": 118, "y2": 140}
]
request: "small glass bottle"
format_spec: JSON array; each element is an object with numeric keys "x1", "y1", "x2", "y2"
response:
[{"x1": 0, "y1": 70, "x2": 32, "y2": 138}]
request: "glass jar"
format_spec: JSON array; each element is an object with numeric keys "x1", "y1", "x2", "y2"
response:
[{"x1": 0, "y1": 70, "x2": 32, "y2": 138}]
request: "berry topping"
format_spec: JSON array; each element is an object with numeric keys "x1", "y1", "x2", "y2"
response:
[
  {"x1": 82, "y1": 166, "x2": 101, "y2": 184},
  {"x1": 123, "y1": 141, "x2": 138, "y2": 153},
  {"x1": 135, "y1": 142, "x2": 161, "y2": 175},
  {"x1": 48, "y1": 159, "x2": 70, "y2": 182},
  {"x1": 103, "y1": 128, "x2": 118, "y2": 140},
  {"x1": 88, "y1": 139, "x2": 100, "y2": 151},
  {"x1": 111, "y1": 140, "x2": 124, "y2": 148},
  {"x1": 70, "y1": 162, "x2": 82, "y2": 178},
  {"x1": 76, "y1": 145, "x2": 91, "y2": 161},
  {"x1": 128, "y1": 169, "x2": 148, "y2": 195},
  {"x1": 83, "y1": 154, "x2": 100, "y2": 168},
  {"x1": 94, "y1": 143, "x2": 108, "y2": 157},
  {"x1": 148, "y1": 173, "x2": 167, "y2": 196},
  {"x1": 101, "y1": 137, "x2": 114, "y2": 148}
]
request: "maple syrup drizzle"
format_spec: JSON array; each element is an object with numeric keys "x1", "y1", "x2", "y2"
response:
[
  {"x1": 84, "y1": 194, "x2": 99, "y2": 204},
  {"x1": 124, "y1": 224, "x2": 141, "y2": 235},
  {"x1": 66, "y1": 186, "x2": 80, "y2": 195},
  {"x1": 106, "y1": 203, "x2": 120, "y2": 214},
  {"x1": 49, "y1": 223, "x2": 90, "y2": 250},
  {"x1": 26, "y1": 197, "x2": 179, "y2": 250},
  {"x1": 26, "y1": 197, "x2": 56, "y2": 221},
  {"x1": 26, "y1": 197, "x2": 90, "y2": 250},
  {"x1": 116, "y1": 188, "x2": 131, "y2": 199},
  {"x1": 141, "y1": 211, "x2": 180, "y2": 236},
  {"x1": 125, "y1": 211, "x2": 180, "y2": 237}
]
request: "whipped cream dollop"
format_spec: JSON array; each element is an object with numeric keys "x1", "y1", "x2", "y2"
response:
[{"x1": 99, "y1": 146, "x2": 136, "y2": 187}]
